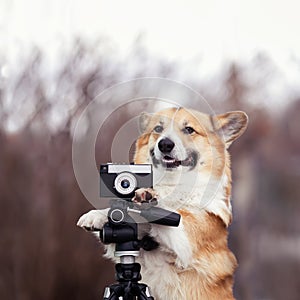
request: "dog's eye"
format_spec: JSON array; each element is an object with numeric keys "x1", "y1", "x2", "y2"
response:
[
  {"x1": 154, "y1": 125, "x2": 163, "y2": 133},
  {"x1": 183, "y1": 126, "x2": 195, "y2": 134}
]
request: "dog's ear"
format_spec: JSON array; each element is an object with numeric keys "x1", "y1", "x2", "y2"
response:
[
  {"x1": 139, "y1": 112, "x2": 151, "y2": 133},
  {"x1": 213, "y1": 111, "x2": 248, "y2": 148}
]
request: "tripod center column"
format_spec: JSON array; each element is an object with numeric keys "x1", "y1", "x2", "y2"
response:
[{"x1": 120, "y1": 255, "x2": 136, "y2": 264}]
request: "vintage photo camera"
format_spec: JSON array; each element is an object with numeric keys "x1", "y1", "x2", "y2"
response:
[{"x1": 100, "y1": 163, "x2": 152, "y2": 199}]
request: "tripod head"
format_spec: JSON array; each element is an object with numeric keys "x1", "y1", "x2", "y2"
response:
[{"x1": 100, "y1": 199, "x2": 180, "y2": 244}]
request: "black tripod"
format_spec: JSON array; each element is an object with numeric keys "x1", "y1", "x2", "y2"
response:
[{"x1": 99, "y1": 200, "x2": 180, "y2": 300}]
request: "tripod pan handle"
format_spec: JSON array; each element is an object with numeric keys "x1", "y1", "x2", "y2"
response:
[{"x1": 140, "y1": 207, "x2": 181, "y2": 227}]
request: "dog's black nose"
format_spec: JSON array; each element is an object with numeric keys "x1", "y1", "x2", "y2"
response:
[{"x1": 158, "y1": 138, "x2": 175, "y2": 153}]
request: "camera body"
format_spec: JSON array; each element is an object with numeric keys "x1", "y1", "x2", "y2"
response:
[{"x1": 100, "y1": 163, "x2": 153, "y2": 200}]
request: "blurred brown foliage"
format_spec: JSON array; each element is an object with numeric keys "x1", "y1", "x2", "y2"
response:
[{"x1": 0, "y1": 40, "x2": 299, "y2": 300}]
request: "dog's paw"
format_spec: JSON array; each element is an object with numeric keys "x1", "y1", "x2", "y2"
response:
[
  {"x1": 132, "y1": 188, "x2": 158, "y2": 207},
  {"x1": 77, "y1": 209, "x2": 108, "y2": 231}
]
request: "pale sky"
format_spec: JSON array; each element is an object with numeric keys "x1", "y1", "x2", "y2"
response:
[
  {"x1": 1, "y1": 0, "x2": 300, "y2": 102},
  {"x1": 1, "y1": 0, "x2": 300, "y2": 64}
]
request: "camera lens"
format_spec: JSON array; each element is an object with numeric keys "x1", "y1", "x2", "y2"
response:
[
  {"x1": 121, "y1": 179, "x2": 130, "y2": 189},
  {"x1": 114, "y1": 172, "x2": 137, "y2": 195}
]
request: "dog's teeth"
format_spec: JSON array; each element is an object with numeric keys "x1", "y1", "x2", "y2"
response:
[{"x1": 162, "y1": 156, "x2": 175, "y2": 163}]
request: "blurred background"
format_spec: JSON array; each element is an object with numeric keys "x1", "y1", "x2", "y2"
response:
[{"x1": 1, "y1": 1, "x2": 300, "y2": 299}]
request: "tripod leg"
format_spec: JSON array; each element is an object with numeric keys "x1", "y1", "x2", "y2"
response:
[
  {"x1": 103, "y1": 285, "x2": 123, "y2": 300},
  {"x1": 133, "y1": 284, "x2": 154, "y2": 300},
  {"x1": 137, "y1": 291, "x2": 154, "y2": 300}
]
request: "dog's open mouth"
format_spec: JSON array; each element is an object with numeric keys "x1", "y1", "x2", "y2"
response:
[
  {"x1": 151, "y1": 150, "x2": 198, "y2": 170},
  {"x1": 161, "y1": 155, "x2": 181, "y2": 168}
]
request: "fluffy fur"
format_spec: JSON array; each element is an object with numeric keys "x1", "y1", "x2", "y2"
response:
[{"x1": 77, "y1": 107, "x2": 248, "y2": 299}]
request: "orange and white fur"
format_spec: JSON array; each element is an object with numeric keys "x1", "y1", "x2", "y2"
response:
[{"x1": 77, "y1": 107, "x2": 248, "y2": 299}]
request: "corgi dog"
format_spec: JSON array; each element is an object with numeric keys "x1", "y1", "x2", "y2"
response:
[{"x1": 77, "y1": 107, "x2": 248, "y2": 299}]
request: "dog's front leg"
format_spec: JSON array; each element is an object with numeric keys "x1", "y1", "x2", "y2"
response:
[
  {"x1": 150, "y1": 218, "x2": 193, "y2": 269},
  {"x1": 133, "y1": 188, "x2": 193, "y2": 268},
  {"x1": 77, "y1": 208, "x2": 109, "y2": 231}
]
